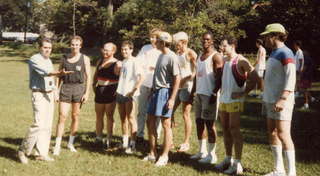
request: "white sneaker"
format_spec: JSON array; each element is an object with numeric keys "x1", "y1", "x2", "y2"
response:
[
  {"x1": 155, "y1": 156, "x2": 168, "y2": 167},
  {"x1": 198, "y1": 153, "x2": 217, "y2": 164},
  {"x1": 18, "y1": 151, "x2": 28, "y2": 164},
  {"x1": 53, "y1": 146, "x2": 61, "y2": 156},
  {"x1": 215, "y1": 157, "x2": 233, "y2": 171},
  {"x1": 67, "y1": 144, "x2": 77, "y2": 152},
  {"x1": 263, "y1": 171, "x2": 286, "y2": 176},
  {"x1": 303, "y1": 103, "x2": 309, "y2": 109},
  {"x1": 224, "y1": 162, "x2": 243, "y2": 175},
  {"x1": 36, "y1": 155, "x2": 54, "y2": 162},
  {"x1": 190, "y1": 152, "x2": 208, "y2": 160},
  {"x1": 311, "y1": 97, "x2": 316, "y2": 102},
  {"x1": 142, "y1": 154, "x2": 156, "y2": 162}
]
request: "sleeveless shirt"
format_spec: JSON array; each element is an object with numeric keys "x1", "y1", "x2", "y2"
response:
[
  {"x1": 196, "y1": 52, "x2": 216, "y2": 96},
  {"x1": 220, "y1": 56, "x2": 246, "y2": 103},
  {"x1": 61, "y1": 54, "x2": 85, "y2": 84}
]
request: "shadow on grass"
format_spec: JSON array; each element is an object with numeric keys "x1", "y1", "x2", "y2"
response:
[{"x1": 0, "y1": 137, "x2": 22, "y2": 162}]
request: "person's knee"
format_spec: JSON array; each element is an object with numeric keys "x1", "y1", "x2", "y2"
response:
[
  {"x1": 277, "y1": 130, "x2": 291, "y2": 143},
  {"x1": 58, "y1": 114, "x2": 67, "y2": 123},
  {"x1": 162, "y1": 119, "x2": 171, "y2": 129},
  {"x1": 229, "y1": 125, "x2": 241, "y2": 138}
]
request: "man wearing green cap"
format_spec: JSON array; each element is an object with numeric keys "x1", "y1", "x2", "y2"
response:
[{"x1": 260, "y1": 23, "x2": 297, "y2": 176}]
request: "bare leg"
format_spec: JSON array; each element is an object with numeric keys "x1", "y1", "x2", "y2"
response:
[
  {"x1": 147, "y1": 115, "x2": 157, "y2": 156},
  {"x1": 229, "y1": 112, "x2": 243, "y2": 160},
  {"x1": 161, "y1": 117, "x2": 173, "y2": 157},
  {"x1": 95, "y1": 103, "x2": 106, "y2": 138},
  {"x1": 219, "y1": 111, "x2": 232, "y2": 157}
]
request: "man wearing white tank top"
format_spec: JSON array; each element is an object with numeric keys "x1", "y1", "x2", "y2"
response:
[
  {"x1": 171, "y1": 31, "x2": 197, "y2": 152},
  {"x1": 216, "y1": 36, "x2": 261, "y2": 175},
  {"x1": 189, "y1": 32, "x2": 224, "y2": 165}
]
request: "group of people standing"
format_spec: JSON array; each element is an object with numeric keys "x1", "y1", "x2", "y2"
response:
[{"x1": 18, "y1": 23, "x2": 298, "y2": 176}]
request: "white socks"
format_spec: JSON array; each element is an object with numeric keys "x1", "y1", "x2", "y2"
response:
[
  {"x1": 122, "y1": 135, "x2": 129, "y2": 148},
  {"x1": 208, "y1": 143, "x2": 216, "y2": 155},
  {"x1": 199, "y1": 139, "x2": 207, "y2": 154},
  {"x1": 284, "y1": 150, "x2": 296, "y2": 176},
  {"x1": 68, "y1": 135, "x2": 76, "y2": 146},
  {"x1": 271, "y1": 145, "x2": 285, "y2": 173},
  {"x1": 55, "y1": 137, "x2": 62, "y2": 147}
]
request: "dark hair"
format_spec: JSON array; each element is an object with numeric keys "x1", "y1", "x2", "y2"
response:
[
  {"x1": 256, "y1": 39, "x2": 263, "y2": 45},
  {"x1": 268, "y1": 32, "x2": 288, "y2": 42},
  {"x1": 121, "y1": 40, "x2": 134, "y2": 49},
  {"x1": 293, "y1": 40, "x2": 302, "y2": 47},
  {"x1": 202, "y1": 31, "x2": 214, "y2": 40},
  {"x1": 222, "y1": 36, "x2": 238, "y2": 48},
  {"x1": 39, "y1": 38, "x2": 52, "y2": 47}
]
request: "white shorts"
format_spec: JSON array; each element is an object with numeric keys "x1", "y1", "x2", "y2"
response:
[{"x1": 265, "y1": 103, "x2": 294, "y2": 121}]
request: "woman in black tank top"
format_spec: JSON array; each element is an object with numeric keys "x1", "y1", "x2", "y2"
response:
[{"x1": 92, "y1": 42, "x2": 121, "y2": 148}]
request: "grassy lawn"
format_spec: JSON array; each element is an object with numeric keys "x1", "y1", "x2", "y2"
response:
[{"x1": 0, "y1": 43, "x2": 319, "y2": 176}]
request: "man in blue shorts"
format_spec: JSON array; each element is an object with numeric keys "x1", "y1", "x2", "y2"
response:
[{"x1": 143, "y1": 31, "x2": 181, "y2": 167}]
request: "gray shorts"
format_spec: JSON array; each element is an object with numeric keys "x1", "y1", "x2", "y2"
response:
[
  {"x1": 60, "y1": 83, "x2": 85, "y2": 103},
  {"x1": 265, "y1": 103, "x2": 294, "y2": 121},
  {"x1": 194, "y1": 94, "x2": 218, "y2": 121},
  {"x1": 176, "y1": 88, "x2": 191, "y2": 102},
  {"x1": 116, "y1": 94, "x2": 135, "y2": 104}
]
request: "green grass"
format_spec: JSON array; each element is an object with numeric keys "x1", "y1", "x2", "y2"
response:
[{"x1": 0, "y1": 43, "x2": 319, "y2": 176}]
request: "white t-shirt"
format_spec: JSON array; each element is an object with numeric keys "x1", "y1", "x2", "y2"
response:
[
  {"x1": 116, "y1": 57, "x2": 143, "y2": 97},
  {"x1": 255, "y1": 46, "x2": 266, "y2": 70},
  {"x1": 263, "y1": 46, "x2": 296, "y2": 106},
  {"x1": 294, "y1": 49, "x2": 304, "y2": 71},
  {"x1": 137, "y1": 44, "x2": 161, "y2": 88}
]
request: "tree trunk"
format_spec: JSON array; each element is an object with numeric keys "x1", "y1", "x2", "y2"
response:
[
  {"x1": 107, "y1": 0, "x2": 113, "y2": 17},
  {"x1": 73, "y1": 0, "x2": 76, "y2": 36}
]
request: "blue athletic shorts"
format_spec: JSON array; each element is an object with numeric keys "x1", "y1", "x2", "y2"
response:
[{"x1": 147, "y1": 88, "x2": 173, "y2": 118}]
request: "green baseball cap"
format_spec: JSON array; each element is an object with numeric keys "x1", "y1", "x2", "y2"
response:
[{"x1": 260, "y1": 23, "x2": 286, "y2": 35}]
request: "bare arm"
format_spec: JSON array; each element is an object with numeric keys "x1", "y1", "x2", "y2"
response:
[
  {"x1": 212, "y1": 53, "x2": 224, "y2": 94},
  {"x1": 81, "y1": 56, "x2": 91, "y2": 103},
  {"x1": 167, "y1": 74, "x2": 181, "y2": 109}
]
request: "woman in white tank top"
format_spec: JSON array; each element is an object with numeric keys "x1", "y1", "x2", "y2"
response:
[{"x1": 171, "y1": 32, "x2": 197, "y2": 152}]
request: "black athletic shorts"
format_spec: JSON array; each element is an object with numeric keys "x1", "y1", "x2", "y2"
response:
[
  {"x1": 94, "y1": 84, "x2": 117, "y2": 104},
  {"x1": 60, "y1": 83, "x2": 85, "y2": 103}
]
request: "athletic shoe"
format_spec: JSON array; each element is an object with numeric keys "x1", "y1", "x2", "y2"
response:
[
  {"x1": 18, "y1": 151, "x2": 28, "y2": 164},
  {"x1": 53, "y1": 146, "x2": 61, "y2": 156},
  {"x1": 224, "y1": 162, "x2": 243, "y2": 175},
  {"x1": 303, "y1": 103, "x2": 309, "y2": 109},
  {"x1": 67, "y1": 144, "x2": 77, "y2": 152},
  {"x1": 198, "y1": 153, "x2": 217, "y2": 164},
  {"x1": 190, "y1": 152, "x2": 208, "y2": 160},
  {"x1": 263, "y1": 171, "x2": 286, "y2": 176},
  {"x1": 36, "y1": 155, "x2": 54, "y2": 162},
  {"x1": 142, "y1": 154, "x2": 156, "y2": 162},
  {"x1": 177, "y1": 143, "x2": 190, "y2": 152},
  {"x1": 155, "y1": 155, "x2": 168, "y2": 167},
  {"x1": 215, "y1": 157, "x2": 233, "y2": 171},
  {"x1": 311, "y1": 97, "x2": 316, "y2": 102}
]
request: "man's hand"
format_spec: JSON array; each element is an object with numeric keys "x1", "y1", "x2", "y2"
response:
[
  {"x1": 274, "y1": 99, "x2": 285, "y2": 112},
  {"x1": 54, "y1": 90, "x2": 60, "y2": 102},
  {"x1": 126, "y1": 88, "x2": 137, "y2": 97},
  {"x1": 231, "y1": 92, "x2": 245, "y2": 99},
  {"x1": 166, "y1": 98, "x2": 175, "y2": 110},
  {"x1": 81, "y1": 93, "x2": 89, "y2": 103},
  {"x1": 209, "y1": 94, "x2": 217, "y2": 104}
]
